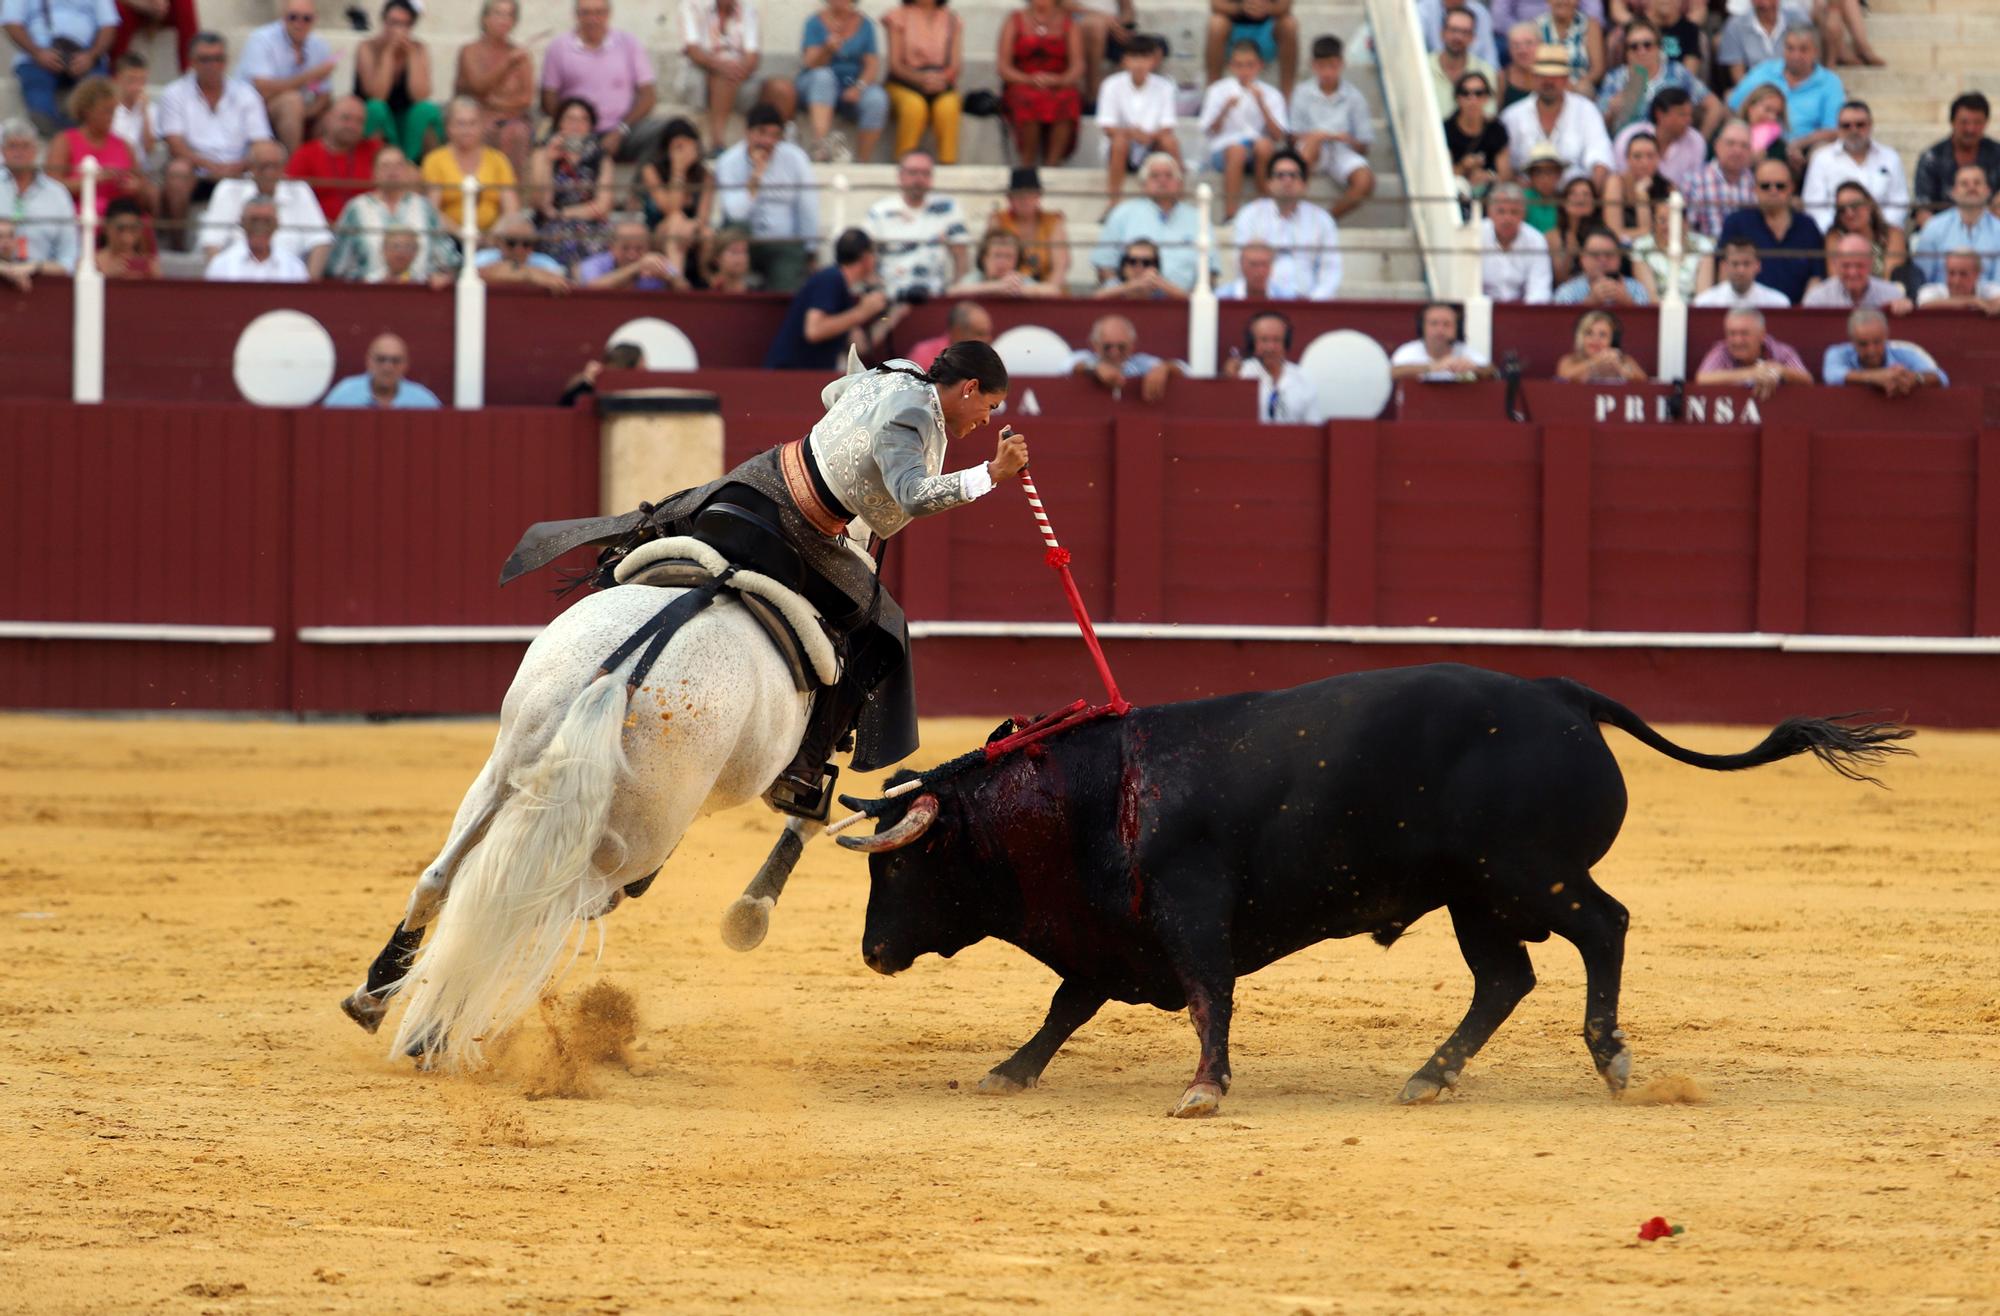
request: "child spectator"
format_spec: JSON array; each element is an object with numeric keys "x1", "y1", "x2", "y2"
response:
[
  {"x1": 1201, "y1": 38, "x2": 1286, "y2": 219},
  {"x1": 1096, "y1": 33, "x2": 1178, "y2": 204},
  {"x1": 1290, "y1": 35, "x2": 1374, "y2": 220}
]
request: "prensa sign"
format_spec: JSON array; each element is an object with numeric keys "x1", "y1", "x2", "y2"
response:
[{"x1": 1592, "y1": 392, "x2": 1763, "y2": 424}]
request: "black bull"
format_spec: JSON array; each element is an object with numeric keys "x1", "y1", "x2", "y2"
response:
[{"x1": 844, "y1": 664, "x2": 1911, "y2": 1117}]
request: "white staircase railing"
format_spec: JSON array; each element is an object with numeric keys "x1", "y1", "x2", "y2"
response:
[{"x1": 1363, "y1": 0, "x2": 1477, "y2": 305}]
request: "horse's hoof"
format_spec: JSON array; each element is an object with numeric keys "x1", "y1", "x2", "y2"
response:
[
  {"x1": 720, "y1": 895, "x2": 773, "y2": 952},
  {"x1": 1397, "y1": 1069, "x2": 1459, "y2": 1105},
  {"x1": 978, "y1": 1071, "x2": 1029, "y2": 1095},
  {"x1": 1171, "y1": 1081, "x2": 1222, "y2": 1118},
  {"x1": 340, "y1": 989, "x2": 389, "y2": 1035},
  {"x1": 1602, "y1": 1046, "x2": 1632, "y2": 1097}
]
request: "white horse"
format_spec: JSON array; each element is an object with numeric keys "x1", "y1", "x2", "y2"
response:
[{"x1": 341, "y1": 579, "x2": 813, "y2": 1072}]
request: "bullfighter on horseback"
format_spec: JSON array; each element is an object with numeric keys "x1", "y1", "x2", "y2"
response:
[
  {"x1": 506, "y1": 341, "x2": 1028, "y2": 820},
  {"x1": 340, "y1": 341, "x2": 1029, "y2": 1066}
]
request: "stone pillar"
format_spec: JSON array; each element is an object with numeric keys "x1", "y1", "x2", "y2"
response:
[{"x1": 597, "y1": 388, "x2": 725, "y2": 517}]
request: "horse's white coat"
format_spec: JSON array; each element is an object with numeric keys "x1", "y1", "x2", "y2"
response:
[{"x1": 386, "y1": 585, "x2": 810, "y2": 1071}]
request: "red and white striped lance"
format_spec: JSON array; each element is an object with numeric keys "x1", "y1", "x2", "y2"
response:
[{"x1": 1010, "y1": 431, "x2": 1072, "y2": 570}]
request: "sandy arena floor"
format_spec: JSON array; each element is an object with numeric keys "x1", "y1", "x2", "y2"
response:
[{"x1": 3, "y1": 707, "x2": 1997, "y2": 1315}]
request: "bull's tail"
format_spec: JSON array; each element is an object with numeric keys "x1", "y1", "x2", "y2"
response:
[{"x1": 1557, "y1": 680, "x2": 1914, "y2": 785}]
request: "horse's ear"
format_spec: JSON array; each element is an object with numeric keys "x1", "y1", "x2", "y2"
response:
[{"x1": 844, "y1": 344, "x2": 866, "y2": 376}]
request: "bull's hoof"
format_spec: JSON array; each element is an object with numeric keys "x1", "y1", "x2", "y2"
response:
[
  {"x1": 1171, "y1": 1081, "x2": 1223, "y2": 1118},
  {"x1": 978, "y1": 1070, "x2": 1030, "y2": 1095},
  {"x1": 1397, "y1": 1069, "x2": 1459, "y2": 1105},
  {"x1": 340, "y1": 988, "x2": 389, "y2": 1035},
  {"x1": 720, "y1": 895, "x2": 773, "y2": 952},
  {"x1": 1601, "y1": 1045, "x2": 1632, "y2": 1097}
]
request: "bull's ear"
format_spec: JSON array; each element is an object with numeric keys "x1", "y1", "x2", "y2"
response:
[{"x1": 836, "y1": 794, "x2": 939, "y2": 853}]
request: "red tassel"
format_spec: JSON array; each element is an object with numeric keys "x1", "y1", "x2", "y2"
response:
[{"x1": 1045, "y1": 546, "x2": 1072, "y2": 568}]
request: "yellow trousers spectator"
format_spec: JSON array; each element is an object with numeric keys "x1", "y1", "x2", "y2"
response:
[{"x1": 887, "y1": 83, "x2": 962, "y2": 163}]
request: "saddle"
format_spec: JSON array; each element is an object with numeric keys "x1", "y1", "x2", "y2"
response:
[{"x1": 614, "y1": 535, "x2": 839, "y2": 693}]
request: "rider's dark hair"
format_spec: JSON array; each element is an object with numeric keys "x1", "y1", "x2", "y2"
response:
[{"x1": 873, "y1": 340, "x2": 1009, "y2": 394}]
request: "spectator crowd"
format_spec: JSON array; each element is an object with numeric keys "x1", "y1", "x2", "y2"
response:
[{"x1": 0, "y1": 0, "x2": 1992, "y2": 409}]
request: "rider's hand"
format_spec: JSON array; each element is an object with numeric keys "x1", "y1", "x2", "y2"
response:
[{"x1": 987, "y1": 428, "x2": 1029, "y2": 482}]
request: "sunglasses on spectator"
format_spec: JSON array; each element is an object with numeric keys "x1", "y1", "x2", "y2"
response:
[
  {"x1": 284, "y1": 12, "x2": 314, "y2": 21},
  {"x1": 1626, "y1": 39, "x2": 1656, "y2": 50},
  {"x1": 1838, "y1": 119, "x2": 1868, "y2": 129},
  {"x1": 1123, "y1": 255, "x2": 1158, "y2": 268},
  {"x1": 501, "y1": 236, "x2": 534, "y2": 247},
  {"x1": 1757, "y1": 180, "x2": 1791, "y2": 191},
  {"x1": 1457, "y1": 87, "x2": 1489, "y2": 98}
]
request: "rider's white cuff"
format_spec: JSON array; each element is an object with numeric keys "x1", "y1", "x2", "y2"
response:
[{"x1": 958, "y1": 462, "x2": 995, "y2": 501}]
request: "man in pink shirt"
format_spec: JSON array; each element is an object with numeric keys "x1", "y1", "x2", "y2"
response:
[{"x1": 541, "y1": 0, "x2": 658, "y2": 160}]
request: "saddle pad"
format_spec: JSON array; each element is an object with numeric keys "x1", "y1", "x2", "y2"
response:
[{"x1": 616, "y1": 536, "x2": 839, "y2": 687}]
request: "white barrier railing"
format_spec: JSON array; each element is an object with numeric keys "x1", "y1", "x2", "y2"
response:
[
  {"x1": 1188, "y1": 180, "x2": 1218, "y2": 377},
  {"x1": 1657, "y1": 191, "x2": 1689, "y2": 382},
  {"x1": 72, "y1": 158, "x2": 104, "y2": 404},
  {"x1": 452, "y1": 175, "x2": 485, "y2": 409},
  {"x1": 1364, "y1": 0, "x2": 1476, "y2": 305}
]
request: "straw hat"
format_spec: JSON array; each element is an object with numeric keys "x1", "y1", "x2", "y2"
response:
[
  {"x1": 1530, "y1": 44, "x2": 1572, "y2": 78},
  {"x1": 1525, "y1": 142, "x2": 1566, "y2": 172}
]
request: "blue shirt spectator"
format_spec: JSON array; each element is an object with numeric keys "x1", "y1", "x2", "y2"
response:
[
  {"x1": 2, "y1": 0, "x2": 118, "y2": 131},
  {"x1": 766, "y1": 263, "x2": 860, "y2": 370},
  {"x1": 714, "y1": 105, "x2": 818, "y2": 291},
  {"x1": 237, "y1": 14, "x2": 337, "y2": 102},
  {"x1": 323, "y1": 375, "x2": 443, "y2": 408},
  {"x1": 474, "y1": 245, "x2": 567, "y2": 276},
  {"x1": 1726, "y1": 52, "x2": 1844, "y2": 139},
  {"x1": 1822, "y1": 338, "x2": 1948, "y2": 388},
  {"x1": 323, "y1": 335, "x2": 443, "y2": 408},
  {"x1": 1092, "y1": 155, "x2": 1214, "y2": 292},
  {"x1": 1912, "y1": 204, "x2": 2000, "y2": 284}
]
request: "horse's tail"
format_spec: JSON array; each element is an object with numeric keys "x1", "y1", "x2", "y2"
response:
[{"x1": 389, "y1": 672, "x2": 632, "y2": 1072}]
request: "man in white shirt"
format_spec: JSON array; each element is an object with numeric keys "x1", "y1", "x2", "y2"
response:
[
  {"x1": 204, "y1": 197, "x2": 308, "y2": 282},
  {"x1": 680, "y1": 0, "x2": 769, "y2": 148},
  {"x1": 1391, "y1": 302, "x2": 1494, "y2": 380},
  {"x1": 1692, "y1": 235, "x2": 1793, "y2": 307},
  {"x1": 862, "y1": 149, "x2": 970, "y2": 299},
  {"x1": 1216, "y1": 240, "x2": 1301, "y2": 298},
  {"x1": 237, "y1": 0, "x2": 337, "y2": 152},
  {"x1": 1916, "y1": 249, "x2": 2000, "y2": 313},
  {"x1": 1227, "y1": 310, "x2": 1323, "y2": 423},
  {"x1": 1480, "y1": 182, "x2": 1552, "y2": 303},
  {"x1": 1096, "y1": 34, "x2": 1180, "y2": 203},
  {"x1": 1201, "y1": 39, "x2": 1287, "y2": 218},
  {"x1": 159, "y1": 33, "x2": 274, "y2": 251},
  {"x1": 1801, "y1": 100, "x2": 1909, "y2": 230},
  {"x1": 1230, "y1": 147, "x2": 1340, "y2": 298},
  {"x1": 1290, "y1": 35, "x2": 1374, "y2": 219},
  {"x1": 200, "y1": 137, "x2": 330, "y2": 276},
  {"x1": 1500, "y1": 44, "x2": 1612, "y2": 187}
]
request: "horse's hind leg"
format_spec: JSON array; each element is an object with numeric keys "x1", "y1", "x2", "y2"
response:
[{"x1": 338, "y1": 755, "x2": 509, "y2": 1033}]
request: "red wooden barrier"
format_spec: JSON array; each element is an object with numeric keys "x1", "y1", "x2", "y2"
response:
[{"x1": 2, "y1": 393, "x2": 1996, "y2": 722}]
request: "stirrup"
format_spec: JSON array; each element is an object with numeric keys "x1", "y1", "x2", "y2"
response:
[{"x1": 764, "y1": 762, "x2": 839, "y2": 822}]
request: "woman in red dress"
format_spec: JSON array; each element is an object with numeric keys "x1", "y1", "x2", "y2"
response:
[{"x1": 997, "y1": 0, "x2": 1083, "y2": 166}]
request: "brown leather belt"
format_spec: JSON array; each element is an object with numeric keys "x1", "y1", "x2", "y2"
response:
[{"x1": 780, "y1": 439, "x2": 852, "y2": 538}]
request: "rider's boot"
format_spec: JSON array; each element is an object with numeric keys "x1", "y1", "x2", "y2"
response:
[{"x1": 765, "y1": 681, "x2": 862, "y2": 820}]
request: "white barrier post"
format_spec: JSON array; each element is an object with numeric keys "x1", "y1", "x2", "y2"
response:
[
  {"x1": 1187, "y1": 180, "x2": 1218, "y2": 378},
  {"x1": 1657, "y1": 191, "x2": 1689, "y2": 382},
  {"x1": 453, "y1": 175, "x2": 485, "y2": 409},
  {"x1": 828, "y1": 171, "x2": 849, "y2": 265},
  {"x1": 1462, "y1": 197, "x2": 1494, "y2": 364},
  {"x1": 72, "y1": 158, "x2": 104, "y2": 404}
]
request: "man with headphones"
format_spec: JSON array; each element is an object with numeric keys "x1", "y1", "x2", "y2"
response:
[{"x1": 1224, "y1": 310, "x2": 1323, "y2": 423}]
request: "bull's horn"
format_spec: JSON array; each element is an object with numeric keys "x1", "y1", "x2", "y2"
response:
[{"x1": 835, "y1": 793, "x2": 939, "y2": 853}]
